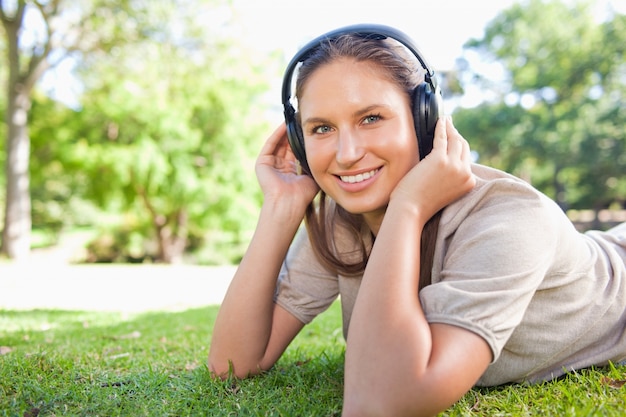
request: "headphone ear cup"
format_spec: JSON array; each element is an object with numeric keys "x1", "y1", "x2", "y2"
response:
[
  {"x1": 286, "y1": 115, "x2": 310, "y2": 174},
  {"x1": 412, "y1": 83, "x2": 442, "y2": 160}
]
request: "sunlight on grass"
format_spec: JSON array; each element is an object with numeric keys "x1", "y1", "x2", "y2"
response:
[
  {"x1": 1, "y1": 302, "x2": 625, "y2": 416},
  {"x1": 0, "y1": 310, "x2": 133, "y2": 332}
]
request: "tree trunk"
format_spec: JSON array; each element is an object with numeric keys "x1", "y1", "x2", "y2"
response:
[
  {"x1": 1, "y1": 1, "x2": 33, "y2": 260},
  {"x1": 2, "y1": 88, "x2": 32, "y2": 260},
  {"x1": 156, "y1": 209, "x2": 188, "y2": 264},
  {"x1": 2, "y1": 88, "x2": 32, "y2": 259},
  {"x1": 136, "y1": 181, "x2": 188, "y2": 264}
]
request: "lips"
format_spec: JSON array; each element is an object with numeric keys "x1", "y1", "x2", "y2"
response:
[{"x1": 339, "y1": 168, "x2": 380, "y2": 184}]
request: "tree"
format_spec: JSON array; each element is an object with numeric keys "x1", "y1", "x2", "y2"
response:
[
  {"x1": 455, "y1": 0, "x2": 626, "y2": 210},
  {"x1": 73, "y1": 14, "x2": 266, "y2": 263},
  {"x1": 0, "y1": 0, "x2": 143, "y2": 259},
  {"x1": 1, "y1": 0, "x2": 42, "y2": 259},
  {"x1": 2, "y1": 0, "x2": 277, "y2": 264},
  {"x1": 49, "y1": 1, "x2": 273, "y2": 263}
]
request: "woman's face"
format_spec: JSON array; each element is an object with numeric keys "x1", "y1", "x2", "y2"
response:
[{"x1": 299, "y1": 58, "x2": 420, "y2": 221}]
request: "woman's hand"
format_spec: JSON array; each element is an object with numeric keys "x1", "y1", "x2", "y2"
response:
[
  {"x1": 391, "y1": 116, "x2": 475, "y2": 221},
  {"x1": 209, "y1": 124, "x2": 316, "y2": 379},
  {"x1": 256, "y1": 123, "x2": 319, "y2": 208}
]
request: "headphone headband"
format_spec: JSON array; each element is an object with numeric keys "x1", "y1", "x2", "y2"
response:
[{"x1": 282, "y1": 24, "x2": 437, "y2": 113}]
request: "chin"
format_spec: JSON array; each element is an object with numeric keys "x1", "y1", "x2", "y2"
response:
[{"x1": 335, "y1": 200, "x2": 388, "y2": 216}]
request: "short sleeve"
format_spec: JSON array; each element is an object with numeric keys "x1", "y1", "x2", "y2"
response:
[
  {"x1": 274, "y1": 227, "x2": 340, "y2": 324},
  {"x1": 420, "y1": 177, "x2": 562, "y2": 363}
]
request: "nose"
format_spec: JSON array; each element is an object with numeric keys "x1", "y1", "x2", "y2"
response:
[{"x1": 335, "y1": 129, "x2": 365, "y2": 167}]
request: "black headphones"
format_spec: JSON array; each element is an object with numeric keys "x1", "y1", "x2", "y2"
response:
[{"x1": 281, "y1": 23, "x2": 443, "y2": 174}]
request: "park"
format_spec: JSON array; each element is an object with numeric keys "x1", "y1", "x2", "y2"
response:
[{"x1": 2, "y1": 0, "x2": 626, "y2": 415}]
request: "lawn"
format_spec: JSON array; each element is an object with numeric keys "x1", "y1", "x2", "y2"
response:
[{"x1": 1, "y1": 302, "x2": 625, "y2": 416}]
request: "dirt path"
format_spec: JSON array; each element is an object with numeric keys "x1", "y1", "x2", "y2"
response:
[
  {"x1": 0, "y1": 263, "x2": 236, "y2": 312},
  {"x1": 1, "y1": 231, "x2": 236, "y2": 312}
]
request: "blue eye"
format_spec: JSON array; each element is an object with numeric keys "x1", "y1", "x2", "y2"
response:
[
  {"x1": 363, "y1": 114, "x2": 381, "y2": 124},
  {"x1": 313, "y1": 125, "x2": 332, "y2": 134}
]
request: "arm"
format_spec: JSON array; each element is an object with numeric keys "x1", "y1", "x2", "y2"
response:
[
  {"x1": 343, "y1": 117, "x2": 491, "y2": 417},
  {"x1": 208, "y1": 124, "x2": 319, "y2": 379}
]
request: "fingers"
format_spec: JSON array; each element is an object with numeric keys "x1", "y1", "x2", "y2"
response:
[
  {"x1": 431, "y1": 116, "x2": 448, "y2": 154},
  {"x1": 444, "y1": 117, "x2": 475, "y2": 190},
  {"x1": 430, "y1": 116, "x2": 474, "y2": 192},
  {"x1": 448, "y1": 118, "x2": 472, "y2": 164},
  {"x1": 260, "y1": 123, "x2": 289, "y2": 156},
  {"x1": 432, "y1": 116, "x2": 459, "y2": 150},
  {"x1": 432, "y1": 116, "x2": 470, "y2": 160},
  {"x1": 446, "y1": 117, "x2": 465, "y2": 156},
  {"x1": 256, "y1": 122, "x2": 303, "y2": 178},
  {"x1": 259, "y1": 123, "x2": 300, "y2": 169}
]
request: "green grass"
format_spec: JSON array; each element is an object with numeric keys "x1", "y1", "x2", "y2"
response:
[{"x1": 1, "y1": 303, "x2": 625, "y2": 416}]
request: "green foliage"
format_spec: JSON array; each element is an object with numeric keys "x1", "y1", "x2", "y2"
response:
[
  {"x1": 84, "y1": 222, "x2": 156, "y2": 263},
  {"x1": 28, "y1": 92, "x2": 101, "y2": 234},
  {"x1": 458, "y1": 0, "x2": 626, "y2": 210},
  {"x1": 18, "y1": 0, "x2": 279, "y2": 263},
  {"x1": 1, "y1": 302, "x2": 625, "y2": 416},
  {"x1": 72, "y1": 35, "x2": 269, "y2": 262},
  {"x1": 469, "y1": 0, "x2": 602, "y2": 97}
]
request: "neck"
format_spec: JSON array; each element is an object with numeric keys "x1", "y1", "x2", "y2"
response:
[{"x1": 362, "y1": 208, "x2": 386, "y2": 237}]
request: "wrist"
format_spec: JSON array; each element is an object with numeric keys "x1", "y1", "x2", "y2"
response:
[
  {"x1": 386, "y1": 196, "x2": 432, "y2": 228},
  {"x1": 260, "y1": 196, "x2": 309, "y2": 226}
]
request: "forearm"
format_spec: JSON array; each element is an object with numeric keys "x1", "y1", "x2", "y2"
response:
[
  {"x1": 342, "y1": 117, "x2": 480, "y2": 416},
  {"x1": 344, "y1": 200, "x2": 441, "y2": 416},
  {"x1": 208, "y1": 199, "x2": 304, "y2": 377}
]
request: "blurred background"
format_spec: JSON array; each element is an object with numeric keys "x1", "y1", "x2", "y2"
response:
[{"x1": 1, "y1": 0, "x2": 625, "y2": 266}]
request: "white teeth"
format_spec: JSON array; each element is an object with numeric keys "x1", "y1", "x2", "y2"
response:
[{"x1": 340, "y1": 169, "x2": 378, "y2": 184}]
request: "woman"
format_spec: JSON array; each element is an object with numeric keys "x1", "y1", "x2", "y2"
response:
[{"x1": 208, "y1": 25, "x2": 626, "y2": 417}]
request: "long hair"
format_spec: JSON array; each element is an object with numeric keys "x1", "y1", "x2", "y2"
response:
[{"x1": 296, "y1": 34, "x2": 442, "y2": 290}]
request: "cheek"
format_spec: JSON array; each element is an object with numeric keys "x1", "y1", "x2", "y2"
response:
[
  {"x1": 392, "y1": 148, "x2": 420, "y2": 179},
  {"x1": 303, "y1": 141, "x2": 331, "y2": 180},
  {"x1": 380, "y1": 127, "x2": 420, "y2": 167},
  {"x1": 304, "y1": 135, "x2": 333, "y2": 159}
]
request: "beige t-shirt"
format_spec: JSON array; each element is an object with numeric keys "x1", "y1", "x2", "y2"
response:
[{"x1": 274, "y1": 164, "x2": 626, "y2": 386}]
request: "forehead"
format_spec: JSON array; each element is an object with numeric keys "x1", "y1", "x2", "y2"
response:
[
  {"x1": 301, "y1": 57, "x2": 396, "y2": 91},
  {"x1": 298, "y1": 59, "x2": 409, "y2": 116},
  {"x1": 300, "y1": 58, "x2": 401, "y2": 97}
]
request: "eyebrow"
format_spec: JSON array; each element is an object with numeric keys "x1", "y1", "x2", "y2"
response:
[{"x1": 301, "y1": 104, "x2": 390, "y2": 127}]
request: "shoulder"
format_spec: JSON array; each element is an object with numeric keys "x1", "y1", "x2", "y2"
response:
[
  {"x1": 469, "y1": 163, "x2": 546, "y2": 203},
  {"x1": 435, "y1": 164, "x2": 578, "y2": 274},
  {"x1": 442, "y1": 164, "x2": 567, "y2": 231}
]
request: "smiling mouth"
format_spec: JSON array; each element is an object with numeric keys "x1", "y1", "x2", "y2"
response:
[{"x1": 339, "y1": 168, "x2": 380, "y2": 184}]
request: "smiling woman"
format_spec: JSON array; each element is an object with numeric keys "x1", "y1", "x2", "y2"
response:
[{"x1": 208, "y1": 23, "x2": 626, "y2": 417}]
